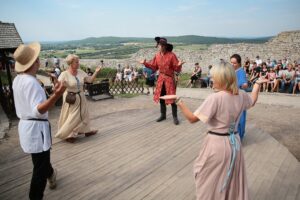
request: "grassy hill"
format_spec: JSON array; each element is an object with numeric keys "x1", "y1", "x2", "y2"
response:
[
  {"x1": 42, "y1": 35, "x2": 272, "y2": 49},
  {"x1": 40, "y1": 35, "x2": 272, "y2": 59}
]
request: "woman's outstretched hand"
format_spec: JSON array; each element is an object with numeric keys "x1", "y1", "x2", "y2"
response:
[
  {"x1": 159, "y1": 95, "x2": 178, "y2": 100},
  {"x1": 95, "y1": 66, "x2": 102, "y2": 73},
  {"x1": 139, "y1": 59, "x2": 146, "y2": 64},
  {"x1": 178, "y1": 59, "x2": 185, "y2": 66}
]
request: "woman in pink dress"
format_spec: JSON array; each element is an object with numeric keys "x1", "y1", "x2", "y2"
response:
[{"x1": 161, "y1": 61, "x2": 262, "y2": 200}]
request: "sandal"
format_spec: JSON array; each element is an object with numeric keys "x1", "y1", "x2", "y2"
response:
[{"x1": 85, "y1": 130, "x2": 98, "y2": 137}]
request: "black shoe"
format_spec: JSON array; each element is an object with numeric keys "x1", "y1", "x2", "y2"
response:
[
  {"x1": 156, "y1": 115, "x2": 166, "y2": 122},
  {"x1": 173, "y1": 117, "x2": 179, "y2": 125}
]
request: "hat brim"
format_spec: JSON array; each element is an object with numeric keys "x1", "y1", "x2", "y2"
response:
[{"x1": 15, "y1": 42, "x2": 41, "y2": 72}]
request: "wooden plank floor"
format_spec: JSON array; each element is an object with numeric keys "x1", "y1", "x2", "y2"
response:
[{"x1": 0, "y1": 98, "x2": 299, "y2": 200}]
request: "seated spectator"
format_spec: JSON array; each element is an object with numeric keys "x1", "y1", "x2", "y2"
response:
[
  {"x1": 84, "y1": 68, "x2": 93, "y2": 95},
  {"x1": 115, "y1": 69, "x2": 122, "y2": 83},
  {"x1": 132, "y1": 67, "x2": 139, "y2": 82},
  {"x1": 186, "y1": 63, "x2": 202, "y2": 87},
  {"x1": 123, "y1": 65, "x2": 132, "y2": 82},
  {"x1": 280, "y1": 63, "x2": 295, "y2": 93},
  {"x1": 86, "y1": 68, "x2": 93, "y2": 76},
  {"x1": 293, "y1": 62, "x2": 300, "y2": 94},
  {"x1": 272, "y1": 64, "x2": 284, "y2": 92},
  {"x1": 54, "y1": 65, "x2": 61, "y2": 78},
  {"x1": 266, "y1": 67, "x2": 276, "y2": 92},
  {"x1": 271, "y1": 59, "x2": 277, "y2": 68},
  {"x1": 259, "y1": 62, "x2": 269, "y2": 92},
  {"x1": 249, "y1": 62, "x2": 261, "y2": 85},
  {"x1": 282, "y1": 58, "x2": 288, "y2": 69},
  {"x1": 266, "y1": 58, "x2": 273, "y2": 68},
  {"x1": 243, "y1": 60, "x2": 250, "y2": 76},
  {"x1": 174, "y1": 72, "x2": 180, "y2": 87}
]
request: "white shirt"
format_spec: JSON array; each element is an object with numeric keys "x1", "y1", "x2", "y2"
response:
[
  {"x1": 13, "y1": 74, "x2": 51, "y2": 153},
  {"x1": 256, "y1": 59, "x2": 262, "y2": 66}
]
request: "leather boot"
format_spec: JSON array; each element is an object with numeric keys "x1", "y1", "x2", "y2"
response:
[
  {"x1": 156, "y1": 101, "x2": 166, "y2": 122},
  {"x1": 172, "y1": 103, "x2": 179, "y2": 125}
]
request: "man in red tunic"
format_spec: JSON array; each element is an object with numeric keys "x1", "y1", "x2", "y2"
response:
[{"x1": 140, "y1": 38, "x2": 184, "y2": 125}]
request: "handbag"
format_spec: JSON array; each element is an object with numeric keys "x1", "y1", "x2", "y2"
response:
[
  {"x1": 65, "y1": 76, "x2": 80, "y2": 104},
  {"x1": 65, "y1": 92, "x2": 76, "y2": 104}
]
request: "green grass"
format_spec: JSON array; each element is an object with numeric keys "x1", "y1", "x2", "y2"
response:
[{"x1": 177, "y1": 73, "x2": 191, "y2": 88}]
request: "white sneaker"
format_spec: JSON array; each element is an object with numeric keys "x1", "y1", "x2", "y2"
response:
[{"x1": 48, "y1": 168, "x2": 57, "y2": 189}]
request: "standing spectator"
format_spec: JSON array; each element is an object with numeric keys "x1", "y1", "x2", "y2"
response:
[
  {"x1": 202, "y1": 65, "x2": 212, "y2": 88},
  {"x1": 45, "y1": 59, "x2": 48, "y2": 68},
  {"x1": 12, "y1": 42, "x2": 66, "y2": 200},
  {"x1": 143, "y1": 65, "x2": 156, "y2": 94},
  {"x1": 255, "y1": 55, "x2": 262, "y2": 66},
  {"x1": 186, "y1": 63, "x2": 202, "y2": 88},
  {"x1": 53, "y1": 56, "x2": 58, "y2": 67},
  {"x1": 230, "y1": 54, "x2": 248, "y2": 140},
  {"x1": 140, "y1": 37, "x2": 184, "y2": 125}
]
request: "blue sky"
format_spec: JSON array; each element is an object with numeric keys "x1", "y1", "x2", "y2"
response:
[{"x1": 1, "y1": 0, "x2": 300, "y2": 41}]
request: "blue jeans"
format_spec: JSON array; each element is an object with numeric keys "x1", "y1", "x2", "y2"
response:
[
  {"x1": 202, "y1": 77, "x2": 210, "y2": 87},
  {"x1": 238, "y1": 111, "x2": 247, "y2": 140},
  {"x1": 280, "y1": 80, "x2": 295, "y2": 93}
]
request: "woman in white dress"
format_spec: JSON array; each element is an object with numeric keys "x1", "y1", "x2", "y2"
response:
[{"x1": 55, "y1": 54, "x2": 101, "y2": 143}]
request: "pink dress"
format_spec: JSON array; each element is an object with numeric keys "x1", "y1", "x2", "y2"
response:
[{"x1": 193, "y1": 90, "x2": 253, "y2": 200}]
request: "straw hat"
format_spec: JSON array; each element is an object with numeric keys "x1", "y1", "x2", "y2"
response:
[{"x1": 13, "y1": 42, "x2": 41, "y2": 72}]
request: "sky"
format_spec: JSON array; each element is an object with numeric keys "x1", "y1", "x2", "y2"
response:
[{"x1": 1, "y1": 0, "x2": 300, "y2": 42}]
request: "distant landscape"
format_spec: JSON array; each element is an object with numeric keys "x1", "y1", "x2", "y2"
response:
[{"x1": 40, "y1": 35, "x2": 272, "y2": 60}]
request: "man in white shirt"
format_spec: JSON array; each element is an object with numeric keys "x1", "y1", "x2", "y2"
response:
[{"x1": 13, "y1": 42, "x2": 66, "y2": 200}]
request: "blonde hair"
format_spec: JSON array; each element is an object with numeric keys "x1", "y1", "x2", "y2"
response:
[
  {"x1": 210, "y1": 61, "x2": 239, "y2": 95},
  {"x1": 65, "y1": 54, "x2": 79, "y2": 65}
]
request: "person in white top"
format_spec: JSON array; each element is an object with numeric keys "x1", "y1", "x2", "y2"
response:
[
  {"x1": 12, "y1": 42, "x2": 66, "y2": 200},
  {"x1": 255, "y1": 55, "x2": 262, "y2": 66}
]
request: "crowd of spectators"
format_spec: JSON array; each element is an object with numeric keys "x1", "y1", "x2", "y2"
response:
[{"x1": 243, "y1": 56, "x2": 300, "y2": 94}]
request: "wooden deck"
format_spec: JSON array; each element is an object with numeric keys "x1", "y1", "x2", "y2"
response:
[{"x1": 0, "y1": 97, "x2": 299, "y2": 200}]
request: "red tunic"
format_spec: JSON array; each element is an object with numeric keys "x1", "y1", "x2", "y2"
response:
[{"x1": 144, "y1": 51, "x2": 182, "y2": 104}]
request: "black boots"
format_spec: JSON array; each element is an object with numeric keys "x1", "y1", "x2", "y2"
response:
[
  {"x1": 172, "y1": 103, "x2": 179, "y2": 125},
  {"x1": 156, "y1": 102, "x2": 166, "y2": 122},
  {"x1": 156, "y1": 102, "x2": 179, "y2": 125}
]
